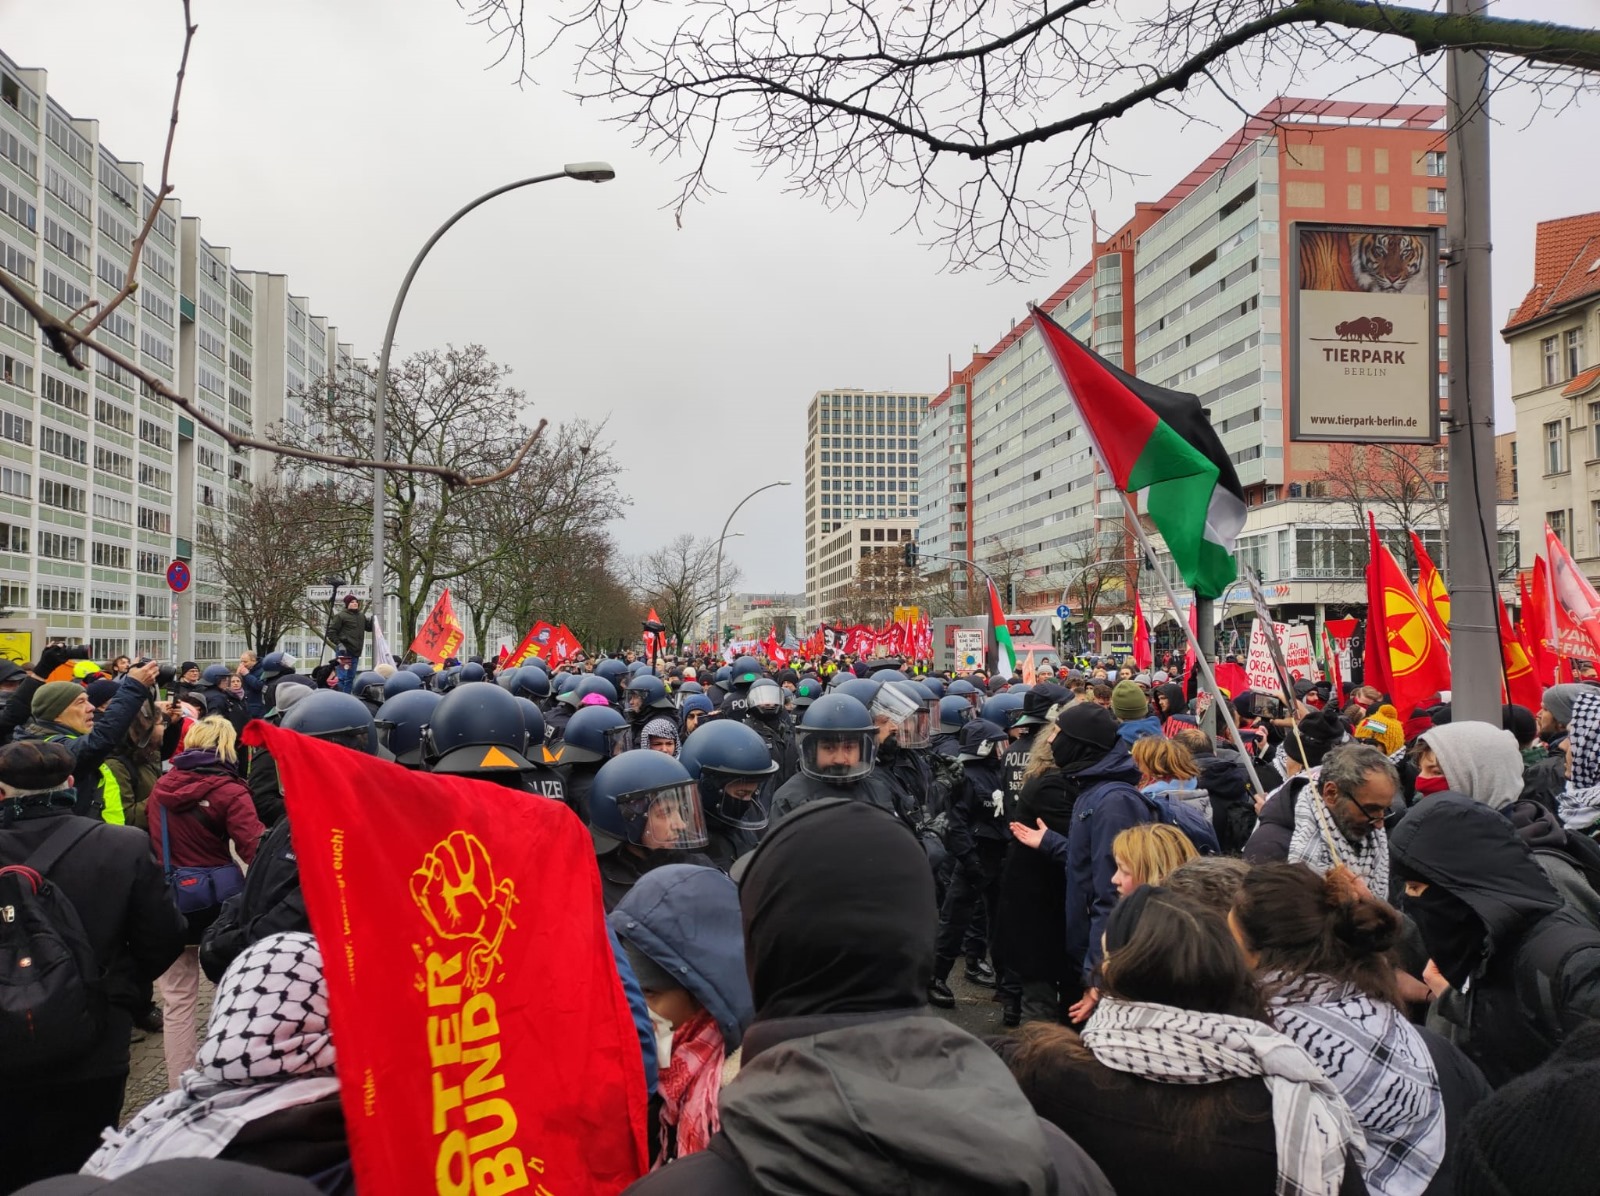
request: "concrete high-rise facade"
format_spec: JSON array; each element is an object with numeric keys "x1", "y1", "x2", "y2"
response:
[
  {"x1": 0, "y1": 48, "x2": 361, "y2": 663},
  {"x1": 917, "y1": 97, "x2": 1518, "y2": 629},
  {"x1": 803, "y1": 388, "x2": 929, "y2": 624}
]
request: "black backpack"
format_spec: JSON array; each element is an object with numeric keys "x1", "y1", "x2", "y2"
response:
[{"x1": 0, "y1": 818, "x2": 105, "y2": 1072}]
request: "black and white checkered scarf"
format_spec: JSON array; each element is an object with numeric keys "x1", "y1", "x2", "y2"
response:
[
  {"x1": 1560, "y1": 690, "x2": 1600, "y2": 835},
  {"x1": 84, "y1": 932, "x2": 339, "y2": 1178},
  {"x1": 1081, "y1": 996, "x2": 1364, "y2": 1196}
]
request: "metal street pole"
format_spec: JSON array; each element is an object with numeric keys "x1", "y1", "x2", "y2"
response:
[
  {"x1": 713, "y1": 481, "x2": 790, "y2": 655},
  {"x1": 368, "y1": 163, "x2": 616, "y2": 649},
  {"x1": 1443, "y1": 0, "x2": 1501, "y2": 725}
]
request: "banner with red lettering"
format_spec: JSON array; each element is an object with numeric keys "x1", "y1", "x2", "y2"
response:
[
  {"x1": 411, "y1": 589, "x2": 466, "y2": 665},
  {"x1": 246, "y1": 723, "x2": 647, "y2": 1195}
]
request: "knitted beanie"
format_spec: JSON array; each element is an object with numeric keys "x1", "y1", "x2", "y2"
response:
[
  {"x1": 31, "y1": 680, "x2": 85, "y2": 724},
  {"x1": 1456, "y1": 1024, "x2": 1600, "y2": 1196},
  {"x1": 1110, "y1": 680, "x2": 1149, "y2": 721},
  {"x1": 1542, "y1": 683, "x2": 1589, "y2": 728}
]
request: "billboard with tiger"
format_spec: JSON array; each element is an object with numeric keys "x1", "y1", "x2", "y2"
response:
[{"x1": 1289, "y1": 223, "x2": 1440, "y2": 445}]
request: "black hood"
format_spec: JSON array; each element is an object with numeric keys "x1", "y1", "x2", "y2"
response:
[
  {"x1": 740, "y1": 796, "x2": 934, "y2": 1020},
  {"x1": 1389, "y1": 791, "x2": 1563, "y2": 952},
  {"x1": 1154, "y1": 683, "x2": 1187, "y2": 717}
]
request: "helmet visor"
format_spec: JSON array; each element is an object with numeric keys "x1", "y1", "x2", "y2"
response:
[
  {"x1": 616, "y1": 781, "x2": 708, "y2": 850},
  {"x1": 748, "y1": 680, "x2": 783, "y2": 715},
  {"x1": 797, "y1": 728, "x2": 878, "y2": 782},
  {"x1": 603, "y1": 723, "x2": 634, "y2": 759},
  {"x1": 702, "y1": 768, "x2": 769, "y2": 832},
  {"x1": 901, "y1": 699, "x2": 935, "y2": 750},
  {"x1": 870, "y1": 685, "x2": 922, "y2": 747}
]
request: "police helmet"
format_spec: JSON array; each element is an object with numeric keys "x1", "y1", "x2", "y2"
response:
[
  {"x1": 832, "y1": 677, "x2": 882, "y2": 709},
  {"x1": 623, "y1": 674, "x2": 674, "y2": 718},
  {"x1": 560, "y1": 705, "x2": 630, "y2": 765},
  {"x1": 421, "y1": 683, "x2": 534, "y2": 775},
  {"x1": 458, "y1": 661, "x2": 487, "y2": 685},
  {"x1": 887, "y1": 679, "x2": 936, "y2": 749},
  {"x1": 351, "y1": 670, "x2": 387, "y2": 710},
  {"x1": 922, "y1": 677, "x2": 946, "y2": 699},
  {"x1": 383, "y1": 669, "x2": 423, "y2": 700},
  {"x1": 675, "y1": 680, "x2": 704, "y2": 702},
  {"x1": 729, "y1": 656, "x2": 762, "y2": 688},
  {"x1": 497, "y1": 667, "x2": 520, "y2": 691},
  {"x1": 983, "y1": 691, "x2": 1026, "y2": 731},
  {"x1": 594, "y1": 658, "x2": 630, "y2": 691},
  {"x1": 794, "y1": 693, "x2": 877, "y2": 783},
  {"x1": 374, "y1": 689, "x2": 443, "y2": 768},
  {"x1": 628, "y1": 662, "x2": 655, "y2": 677},
  {"x1": 957, "y1": 718, "x2": 1008, "y2": 762},
  {"x1": 509, "y1": 667, "x2": 551, "y2": 702},
  {"x1": 793, "y1": 676, "x2": 823, "y2": 713},
  {"x1": 560, "y1": 674, "x2": 618, "y2": 710},
  {"x1": 589, "y1": 750, "x2": 708, "y2": 850},
  {"x1": 746, "y1": 679, "x2": 785, "y2": 720},
  {"x1": 513, "y1": 697, "x2": 546, "y2": 756},
  {"x1": 937, "y1": 695, "x2": 977, "y2": 735},
  {"x1": 281, "y1": 691, "x2": 379, "y2": 755},
  {"x1": 198, "y1": 663, "x2": 232, "y2": 689},
  {"x1": 551, "y1": 672, "x2": 579, "y2": 698},
  {"x1": 407, "y1": 662, "x2": 436, "y2": 681},
  {"x1": 714, "y1": 666, "x2": 732, "y2": 686},
  {"x1": 522, "y1": 655, "x2": 551, "y2": 675},
  {"x1": 947, "y1": 678, "x2": 981, "y2": 707},
  {"x1": 873, "y1": 669, "x2": 910, "y2": 685},
  {"x1": 261, "y1": 651, "x2": 296, "y2": 679},
  {"x1": 679, "y1": 719, "x2": 777, "y2": 832}
]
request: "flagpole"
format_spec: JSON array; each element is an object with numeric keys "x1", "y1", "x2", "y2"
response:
[{"x1": 1115, "y1": 492, "x2": 1267, "y2": 800}]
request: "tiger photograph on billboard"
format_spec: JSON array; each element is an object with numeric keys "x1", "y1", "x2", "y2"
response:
[{"x1": 1289, "y1": 223, "x2": 1441, "y2": 445}]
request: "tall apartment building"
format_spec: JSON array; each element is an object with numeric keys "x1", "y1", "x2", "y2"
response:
[
  {"x1": 918, "y1": 97, "x2": 1519, "y2": 628},
  {"x1": 0, "y1": 50, "x2": 359, "y2": 663},
  {"x1": 1501, "y1": 211, "x2": 1600, "y2": 587},
  {"x1": 803, "y1": 388, "x2": 929, "y2": 624}
]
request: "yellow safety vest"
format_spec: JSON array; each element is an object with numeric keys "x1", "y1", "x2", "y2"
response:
[{"x1": 44, "y1": 734, "x2": 125, "y2": 825}]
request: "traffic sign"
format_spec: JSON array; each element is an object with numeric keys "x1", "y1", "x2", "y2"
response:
[
  {"x1": 1055, "y1": 603, "x2": 1071, "y2": 620},
  {"x1": 306, "y1": 584, "x2": 370, "y2": 603},
  {"x1": 166, "y1": 560, "x2": 191, "y2": 593}
]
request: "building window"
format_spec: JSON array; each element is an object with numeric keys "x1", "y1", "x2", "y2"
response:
[
  {"x1": 1593, "y1": 402, "x2": 1600, "y2": 462},
  {"x1": 0, "y1": 466, "x2": 30, "y2": 498},
  {"x1": 1426, "y1": 189, "x2": 1447, "y2": 214},
  {"x1": 1567, "y1": 328, "x2": 1585, "y2": 378},
  {"x1": 1549, "y1": 509, "x2": 1569, "y2": 544},
  {"x1": 0, "y1": 520, "x2": 28, "y2": 553},
  {"x1": 1425, "y1": 151, "x2": 1447, "y2": 177},
  {"x1": 0, "y1": 411, "x2": 31, "y2": 445},
  {"x1": 1543, "y1": 336, "x2": 1561, "y2": 387},
  {"x1": 1546, "y1": 419, "x2": 1567, "y2": 475}
]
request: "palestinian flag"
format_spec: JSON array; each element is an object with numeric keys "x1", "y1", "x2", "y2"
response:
[
  {"x1": 1031, "y1": 307, "x2": 1246, "y2": 599},
  {"x1": 988, "y1": 576, "x2": 1016, "y2": 679}
]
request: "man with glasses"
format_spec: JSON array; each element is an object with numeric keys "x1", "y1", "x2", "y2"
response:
[{"x1": 1288, "y1": 741, "x2": 1400, "y2": 900}]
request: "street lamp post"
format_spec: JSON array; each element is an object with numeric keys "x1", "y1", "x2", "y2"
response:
[
  {"x1": 712, "y1": 481, "x2": 791, "y2": 656},
  {"x1": 367, "y1": 163, "x2": 616, "y2": 649}
]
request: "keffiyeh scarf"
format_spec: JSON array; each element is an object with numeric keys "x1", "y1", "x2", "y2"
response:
[
  {"x1": 1267, "y1": 973, "x2": 1445, "y2": 1196},
  {"x1": 1082, "y1": 996, "x2": 1363, "y2": 1196},
  {"x1": 84, "y1": 932, "x2": 338, "y2": 1178},
  {"x1": 1287, "y1": 778, "x2": 1389, "y2": 902},
  {"x1": 1559, "y1": 690, "x2": 1600, "y2": 835},
  {"x1": 656, "y1": 1009, "x2": 726, "y2": 1164}
]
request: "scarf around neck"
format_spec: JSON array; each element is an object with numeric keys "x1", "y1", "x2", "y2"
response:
[
  {"x1": 1559, "y1": 690, "x2": 1600, "y2": 834},
  {"x1": 1081, "y1": 996, "x2": 1363, "y2": 1196},
  {"x1": 1287, "y1": 780, "x2": 1389, "y2": 902},
  {"x1": 1266, "y1": 973, "x2": 1444, "y2": 1196},
  {"x1": 656, "y1": 1008, "x2": 726, "y2": 1164}
]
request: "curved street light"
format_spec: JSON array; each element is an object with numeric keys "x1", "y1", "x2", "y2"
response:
[
  {"x1": 712, "y1": 481, "x2": 790, "y2": 653},
  {"x1": 368, "y1": 163, "x2": 616, "y2": 636}
]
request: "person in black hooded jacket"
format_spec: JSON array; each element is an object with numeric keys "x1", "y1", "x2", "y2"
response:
[
  {"x1": 622, "y1": 798, "x2": 1114, "y2": 1196},
  {"x1": 1391, "y1": 792, "x2": 1600, "y2": 1088}
]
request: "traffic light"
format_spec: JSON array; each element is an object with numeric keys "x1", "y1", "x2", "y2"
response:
[{"x1": 903, "y1": 540, "x2": 919, "y2": 568}]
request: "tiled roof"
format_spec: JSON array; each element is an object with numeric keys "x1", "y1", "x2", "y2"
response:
[
  {"x1": 1564, "y1": 364, "x2": 1600, "y2": 398},
  {"x1": 1504, "y1": 212, "x2": 1600, "y2": 333}
]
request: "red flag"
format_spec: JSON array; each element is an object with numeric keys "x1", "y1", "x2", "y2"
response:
[
  {"x1": 1528, "y1": 557, "x2": 1565, "y2": 684},
  {"x1": 1365, "y1": 514, "x2": 1451, "y2": 716},
  {"x1": 1213, "y1": 661, "x2": 1250, "y2": 700},
  {"x1": 410, "y1": 589, "x2": 466, "y2": 664},
  {"x1": 1409, "y1": 531, "x2": 1451, "y2": 644},
  {"x1": 643, "y1": 608, "x2": 662, "y2": 659},
  {"x1": 1498, "y1": 595, "x2": 1542, "y2": 711},
  {"x1": 1545, "y1": 523, "x2": 1600, "y2": 660},
  {"x1": 548, "y1": 625, "x2": 583, "y2": 666},
  {"x1": 244, "y1": 723, "x2": 647, "y2": 1194},
  {"x1": 1182, "y1": 602, "x2": 1198, "y2": 690},
  {"x1": 497, "y1": 644, "x2": 510, "y2": 668},
  {"x1": 1132, "y1": 592, "x2": 1153, "y2": 671},
  {"x1": 506, "y1": 622, "x2": 552, "y2": 667}
]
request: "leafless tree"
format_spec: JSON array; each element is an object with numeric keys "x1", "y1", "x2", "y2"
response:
[
  {"x1": 195, "y1": 478, "x2": 366, "y2": 654},
  {"x1": 461, "y1": 0, "x2": 1600, "y2": 276},
  {"x1": 1324, "y1": 441, "x2": 1446, "y2": 573},
  {"x1": 1053, "y1": 529, "x2": 1132, "y2": 633},
  {"x1": 632, "y1": 534, "x2": 743, "y2": 649}
]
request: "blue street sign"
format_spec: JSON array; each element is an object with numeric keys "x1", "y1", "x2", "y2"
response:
[
  {"x1": 1055, "y1": 603, "x2": 1071, "y2": 620},
  {"x1": 166, "y1": 560, "x2": 191, "y2": 593}
]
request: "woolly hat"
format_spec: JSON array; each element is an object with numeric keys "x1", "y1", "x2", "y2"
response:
[
  {"x1": 1455, "y1": 1024, "x2": 1600, "y2": 1196},
  {"x1": 1502, "y1": 703, "x2": 1538, "y2": 748},
  {"x1": 0, "y1": 740, "x2": 76, "y2": 792},
  {"x1": 85, "y1": 679, "x2": 121, "y2": 709},
  {"x1": 1284, "y1": 706, "x2": 1347, "y2": 767},
  {"x1": 31, "y1": 680, "x2": 85, "y2": 724},
  {"x1": 1542, "y1": 683, "x2": 1589, "y2": 727},
  {"x1": 1054, "y1": 702, "x2": 1120, "y2": 754},
  {"x1": 1353, "y1": 703, "x2": 1405, "y2": 755},
  {"x1": 1110, "y1": 680, "x2": 1149, "y2": 721}
]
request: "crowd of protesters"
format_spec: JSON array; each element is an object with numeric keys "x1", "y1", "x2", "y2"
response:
[{"x1": 3, "y1": 631, "x2": 1599, "y2": 1195}]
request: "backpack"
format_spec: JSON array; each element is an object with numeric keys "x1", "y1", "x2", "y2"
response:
[
  {"x1": 1134, "y1": 786, "x2": 1221, "y2": 855},
  {"x1": 0, "y1": 818, "x2": 106, "y2": 1073}
]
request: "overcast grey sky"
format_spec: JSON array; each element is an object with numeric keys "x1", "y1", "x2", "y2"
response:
[{"x1": 5, "y1": 0, "x2": 1596, "y2": 593}]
